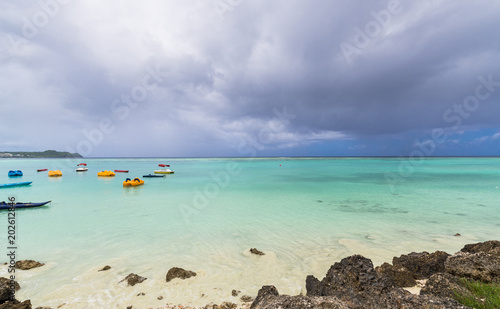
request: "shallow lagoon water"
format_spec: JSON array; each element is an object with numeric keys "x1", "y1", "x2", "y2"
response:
[{"x1": 0, "y1": 157, "x2": 499, "y2": 308}]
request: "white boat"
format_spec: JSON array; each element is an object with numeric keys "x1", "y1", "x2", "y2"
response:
[
  {"x1": 76, "y1": 167, "x2": 88, "y2": 172},
  {"x1": 154, "y1": 169, "x2": 174, "y2": 174}
]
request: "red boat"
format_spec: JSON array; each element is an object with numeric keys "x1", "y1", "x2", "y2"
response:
[
  {"x1": 114, "y1": 170, "x2": 129, "y2": 173},
  {"x1": 78, "y1": 163, "x2": 87, "y2": 166},
  {"x1": 37, "y1": 169, "x2": 48, "y2": 172},
  {"x1": 158, "y1": 164, "x2": 170, "y2": 167}
]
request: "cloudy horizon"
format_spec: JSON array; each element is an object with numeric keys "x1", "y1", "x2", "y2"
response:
[{"x1": 1, "y1": 0, "x2": 499, "y2": 157}]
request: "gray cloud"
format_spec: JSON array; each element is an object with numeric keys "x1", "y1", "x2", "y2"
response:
[{"x1": 1, "y1": 0, "x2": 499, "y2": 156}]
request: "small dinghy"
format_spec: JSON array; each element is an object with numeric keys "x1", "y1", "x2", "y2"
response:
[
  {"x1": 143, "y1": 174, "x2": 165, "y2": 178},
  {"x1": 0, "y1": 182, "x2": 32, "y2": 188}
]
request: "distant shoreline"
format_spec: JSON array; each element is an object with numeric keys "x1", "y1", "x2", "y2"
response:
[{"x1": 0, "y1": 150, "x2": 82, "y2": 159}]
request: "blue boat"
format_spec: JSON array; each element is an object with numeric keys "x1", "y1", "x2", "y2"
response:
[
  {"x1": 0, "y1": 182, "x2": 32, "y2": 188},
  {"x1": 143, "y1": 174, "x2": 165, "y2": 178},
  {"x1": 8, "y1": 170, "x2": 23, "y2": 177},
  {"x1": 0, "y1": 200, "x2": 51, "y2": 210}
]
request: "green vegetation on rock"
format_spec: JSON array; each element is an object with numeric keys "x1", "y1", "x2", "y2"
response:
[{"x1": 453, "y1": 278, "x2": 500, "y2": 309}]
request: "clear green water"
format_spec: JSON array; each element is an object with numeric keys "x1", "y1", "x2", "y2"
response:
[{"x1": 0, "y1": 157, "x2": 499, "y2": 307}]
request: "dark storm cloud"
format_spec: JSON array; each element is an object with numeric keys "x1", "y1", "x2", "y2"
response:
[{"x1": 1, "y1": 0, "x2": 499, "y2": 156}]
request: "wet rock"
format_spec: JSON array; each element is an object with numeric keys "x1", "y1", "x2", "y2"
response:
[
  {"x1": 454, "y1": 233, "x2": 461, "y2": 236},
  {"x1": 250, "y1": 248, "x2": 265, "y2": 256},
  {"x1": 375, "y1": 262, "x2": 416, "y2": 287},
  {"x1": 0, "y1": 299, "x2": 32, "y2": 309},
  {"x1": 240, "y1": 295, "x2": 253, "y2": 302},
  {"x1": 420, "y1": 272, "x2": 472, "y2": 300},
  {"x1": 304, "y1": 254, "x2": 467, "y2": 308},
  {"x1": 460, "y1": 240, "x2": 500, "y2": 257},
  {"x1": 98, "y1": 265, "x2": 111, "y2": 272},
  {"x1": 0, "y1": 277, "x2": 20, "y2": 303},
  {"x1": 15, "y1": 260, "x2": 44, "y2": 270},
  {"x1": 392, "y1": 250, "x2": 450, "y2": 279},
  {"x1": 136, "y1": 292, "x2": 145, "y2": 296},
  {"x1": 231, "y1": 289, "x2": 240, "y2": 296},
  {"x1": 250, "y1": 285, "x2": 348, "y2": 309},
  {"x1": 445, "y1": 251, "x2": 500, "y2": 283},
  {"x1": 157, "y1": 296, "x2": 163, "y2": 300},
  {"x1": 119, "y1": 273, "x2": 147, "y2": 286},
  {"x1": 166, "y1": 267, "x2": 196, "y2": 282},
  {"x1": 203, "y1": 302, "x2": 237, "y2": 309}
]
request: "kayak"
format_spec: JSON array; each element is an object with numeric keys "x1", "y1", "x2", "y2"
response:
[
  {"x1": 0, "y1": 182, "x2": 32, "y2": 188},
  {"x1": 143, "y1": 174, "x2": 165, "y2": 178},
  {"x1": 0, "y1": 200, "x2": 51, "y2": 210},
  {"x1": 37, "y1": 169, "x2": 48, "y2": 172},
  {"x1": 76, "y1": 167, "x2": 88, "y2": 172},
  {"x1": 78, "y1": 163, "x2": 87, "y2": 166},
  {"x1": 114, "y1": 170, "x2": 129, "y2": 173}
]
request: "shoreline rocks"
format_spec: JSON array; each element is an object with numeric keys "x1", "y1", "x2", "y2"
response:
[
  {"x1": 15, "y1": 260, "x2": 44, "y2": 271},
  {"x1": 120, "y1": 273, "x2": 147, "y2": 286},
  {"x1": 166, "y1": 267, "x2": 197, "y2": 282}
]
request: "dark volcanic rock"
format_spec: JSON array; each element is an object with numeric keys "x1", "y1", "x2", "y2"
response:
[
  {"x1": 375, "y1": 262, "x2": 416, "y2": 287},
  {"x1": 119, "y1": 273, "x2": 147, "y2": 286},
  {"x1": 392, "y1": 251, "x2": 450, "y2": 280},
  {"x1": 460, "y1": 240, "x2": 500, "y2": 257},
  {"x1": 240, "y1": 295, "x2": 253, "y2": 302},
  {"x1": 98, "y1": 265, "x2": 111, "y2": 272},
  {"x1": 304, "y1": 255, "x2": 467, "y2": 309},
  {"x1": 15, "y1": 260, "x2": 44, "y2": 270},
  {"x1": 445, "y1": 251, "x2": 500, "y2": 283},
  {"x1": 0, "y1": 277, "x2": 20, "y2": 303},
  {"x1": 165, "y1": 267, "x2": 196, "y2": 282},
  {"x1": 231, "y1": 289, "x2": 240, "y2": 296},
  {"x1": 250, "y1": 285, "x2": 348, "y2": 309},
  {"x1": 420, "y1": 272, "x2": 472, "y2": 300},
  {"x1": 203, "y1": 302, "x2": 237, "y2": 309},
  {"x1": 0, "y1": 299, "x2": 32, "y2": 309},
  {"x1": 250, "y1": 248, "x2": 265, "y2": 256}
]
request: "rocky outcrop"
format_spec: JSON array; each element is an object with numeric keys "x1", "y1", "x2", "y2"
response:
[
  {"x1": 420, "y1": 273, "x2": 472, "y2": 299},
  {"x1": 250, "y1": 248, "x2": 265, "y2": 256},
  {"x1": 251, "y1": 254, "x2": 468, "y2": 308},
  {"x1": 0, "y1": 299, "x2": 31, "y2": 309},
  {"x1": 15, "y1": 260, "x2": 44, "y2": 270},
  {"x1": 119, "y1": 273, "x2": 147, "y2": 286},
  {"x1": 250, "y1": 285, "x2": 348, "y2": 309},
  {"x1": 392, "y1": 250, "x2": 450, "y2": 279},
  {"x1": 166, "y1": 267, "x2": 196, "y2": 282},
  {"x1": 0, "y1": 277, "x2": 20, "y2": 304},
  {"x1": 375, "y1": 262, "x2": 416, "y2": 287},
  {"x1": 98, "y1": 265, "x2": 111, "y2": 272},
  {"x1": 460, "y1": 240, "x2": 500, "y2": 256},
  {"x1": 445, "y1": 251, "x2": 500, "y2": 283},
  {"x1": 203, "y1": 302, "x2": 237, "y2": 309}
]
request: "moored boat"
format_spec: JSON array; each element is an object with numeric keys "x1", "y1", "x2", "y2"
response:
[
  {"x1": 37, "y1": 169, "x2": 48, "y2": 172},
  {"x1": 154, "y1": 169, "x2": 174, "y2": 174},
  {"x1": 143, "y1": 174, "x2": 165, "y2": 178},
  {"x1": 0, "y1": 182, "x2": 32, "y2": 188},
  {"x1": 8, "y1": 170, "x2": 23, "y2": 177},
  {"x1": 78, "y1": 163, "x2": 87, "y2": 166},
  {"x1": 114, "y1": 170, "x2": 129, "y2": 173},
  {"x1": 0, "y1": 200, "x2": 51, "y2": 210},
  {"x1": 76, "y1": 167, "x2": 88, "y2": 172},
  {"x1": 123, "y1": 178, "x2": 144, "y2": 186},
  {"x1": 48, "y1": 170, "x2": 62, "y2": 177},
  {"x1": 97, "y1": 170, "x2": 115, "y2": 177}
]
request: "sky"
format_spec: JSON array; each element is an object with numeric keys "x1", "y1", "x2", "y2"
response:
[{"x1": 0, "y1": 0, "x2": 499, "y2": 157}]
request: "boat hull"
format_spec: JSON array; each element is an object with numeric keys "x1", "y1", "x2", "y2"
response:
[
  {"x1": 154, "y1": 169, "x2": 174, "y2": 174},
  {"x1": 0, "y1": 200, "x2": 50, "y2": 210},
  {"x1": 0, "y1": 182, "x2": 33, "y2": 188},
  {"x1": 114, "y1": 170, "x2": 129, "y2": 173},
  {"x1": 143, "y1": 174, "x2": 165, "y2": 178}
]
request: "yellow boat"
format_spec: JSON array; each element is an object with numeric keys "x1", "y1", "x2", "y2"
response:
[
  {"x1": 97, "y1": 170, "x2": 115, "y2": 177},
  {"x1": 154, "y1": 169, "x2": 174, "y2": 174},
  {"x1": 48, "y1": 170, "x2": 62, "y2": 177},
  {"x1": 123, "y1": 177, "x2": 144, "y2": 186}
]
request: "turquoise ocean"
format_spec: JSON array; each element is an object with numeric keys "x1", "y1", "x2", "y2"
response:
[{"x1": 0, "y1": 157, "x2": 499, "y2": 308}]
